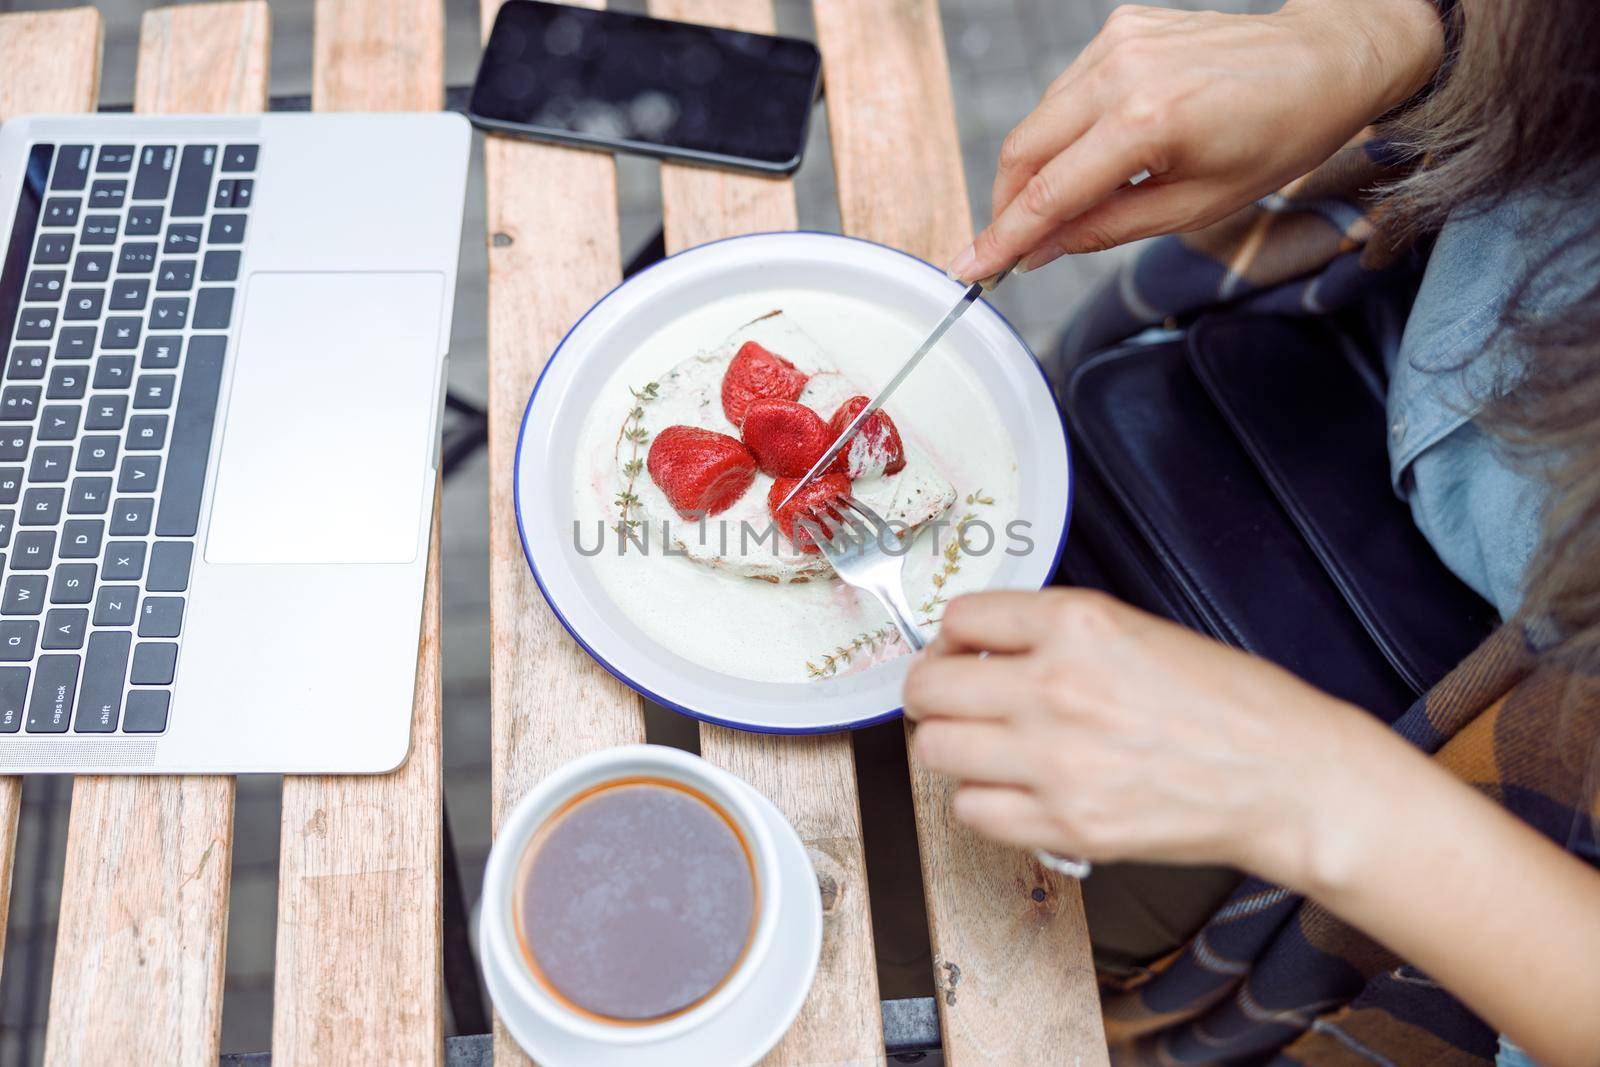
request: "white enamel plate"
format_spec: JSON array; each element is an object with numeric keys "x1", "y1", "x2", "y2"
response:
[{"x1": 514, "y1": 232, "x2": 1071, "y2": 733}]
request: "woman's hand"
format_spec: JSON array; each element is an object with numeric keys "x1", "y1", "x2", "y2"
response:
[
  {"x1": 947, "y1": 0, "x2": 1445, "y2": 282},
  {"x1": 904, "y1": 588, "x2": 1384, "y2": 888}
]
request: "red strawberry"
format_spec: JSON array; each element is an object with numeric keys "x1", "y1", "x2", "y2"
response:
[
  {"x1": 768, "y1": 473, "x2": 851, "y2": 554},
  {"x1": 721, "y1": 341, "x2": 808, "y2": 427},
  {"x1": 646, "y1": 426, "x2": 757, "y2": 518},
  {"x1": 827, "y1": 396, "x2": 906, "y2": 477},
  {"x1": 739, "y1": 398, "x2": 847, "y2": 478}
]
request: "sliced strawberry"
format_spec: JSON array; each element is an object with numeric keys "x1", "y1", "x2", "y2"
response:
[
  {"x1": 768, "y1": 473, "x2": 852, "y2": 554},
  {"x1": 721, "y1": 341, "x2": 809, "y2": 427},
  {"x1": 828, "y1": 396, "x2": 907, "y2": 477},
  {"x1": 646, "y1": 425, "x2": 757, "y2": 519},
  {"x1": 739, "y1": 398, "x2": 846, "y2": 478}
]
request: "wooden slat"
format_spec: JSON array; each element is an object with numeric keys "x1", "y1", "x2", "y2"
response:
[
  {"x1": 270, "y1": 4, "x2": 447, "y2": 1062},
  {"x1": 810, "y1": 1, "x2": 1109, "y2": 1062},
  {"x1": 0, "y1": 4, "x2": 102, "y2": 987},
  {"x1": 41, "y1": 7, "x2": 265, "y2": 1064},
  {"x1": 648, "y1": 3, "x2": 886, "y2": 1063},
  {"x1": 479, "y1": 0, "x2": 646, "y2": 1062}
]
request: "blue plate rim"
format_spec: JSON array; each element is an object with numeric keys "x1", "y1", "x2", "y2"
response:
[{"x1": 511, "y1": 230, "x2": 1073, "y2": 734}]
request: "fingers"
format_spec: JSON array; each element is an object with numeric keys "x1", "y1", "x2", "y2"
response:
[
  {"x1": 931, "y1": 591, "x2": 1051, "y2": 654},
  {"x1": 958, "y1": 120, "x2": 1150, "y2": 282},
  {"x1": 902, "y1": 653, "x2": 1039, "y2": 721},
  {"x1": 1013, "y1": 178, "x2": 1214, "y2": 271},
  {"x1": 989, "y1": 89, "x2": 1098, "y2": 239},
  {"x1": 951, "y1": 784, "x2": 1061, "y2": 851},
  {"x1": 910, "y1": 719, "x2": 1025, "y2": 785}
]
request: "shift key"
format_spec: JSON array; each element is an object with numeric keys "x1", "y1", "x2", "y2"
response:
[
  {"x1": 156, "y1": 336, "x2": 224, "y2": 537},
  {"x1": 75, "y1": 631, "x2": 130, "y2": 733},
  {"x1": 26, "y1": 653, "x2": 78, "y2": 733}
]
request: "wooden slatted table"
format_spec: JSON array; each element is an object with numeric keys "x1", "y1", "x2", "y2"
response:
[{"x1": 0, "y1": 1, "x2": 1110, "y2": 1062}]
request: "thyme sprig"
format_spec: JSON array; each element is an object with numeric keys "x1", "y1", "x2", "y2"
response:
[
  {"x1": 613, "y1": 381, "x2": 659, "y2": 546},
  {"x1": 806, "y1": 624, "x2": 902, "y2": 678},
  {"x1": 918, "y1": 488, "x2": 995, "y2": 625}
]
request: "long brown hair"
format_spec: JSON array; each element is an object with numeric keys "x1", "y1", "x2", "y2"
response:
[{"x1": 1384, "y1": 0, "x2": 1600, "y2": 658}]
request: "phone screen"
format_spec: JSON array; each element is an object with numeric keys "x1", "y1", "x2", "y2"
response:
[{"x1": 470, "y1": 1, "x2": 822, "y2": 172}]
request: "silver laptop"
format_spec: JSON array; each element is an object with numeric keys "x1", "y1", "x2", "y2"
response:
[{"x1": 0, "y1": 113, "x2": 470, "y2": 773}]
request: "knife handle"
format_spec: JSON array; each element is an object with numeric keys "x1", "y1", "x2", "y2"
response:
[{"x1": 979, "y1": 264, "x2": 1015, "y2": 291}]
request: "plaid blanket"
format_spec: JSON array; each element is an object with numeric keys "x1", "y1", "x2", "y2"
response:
[{"x1": 1062, "y1": 135, "x2": 1600, "y2": 1064}]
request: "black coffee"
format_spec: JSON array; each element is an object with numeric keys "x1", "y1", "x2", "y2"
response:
[{"x1": 515, "y1": 777, "x2": 758, "y2": 1023}]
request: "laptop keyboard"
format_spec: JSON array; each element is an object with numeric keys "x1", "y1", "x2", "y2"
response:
[{"x1": 0, "y1": 141, "x2": 256, "y2": 735}]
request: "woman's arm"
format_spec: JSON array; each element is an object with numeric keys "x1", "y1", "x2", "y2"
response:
[
  {"x1": 949, "y1": 0, "x2": 1445, "y2": 282},
  {"x1": 904, "y1": 589, "x2": 1600, "y2": 1066}
]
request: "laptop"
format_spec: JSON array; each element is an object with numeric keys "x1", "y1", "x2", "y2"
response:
[{"x1": 0, "y1": 113, "x2": 470, "y2": 773}]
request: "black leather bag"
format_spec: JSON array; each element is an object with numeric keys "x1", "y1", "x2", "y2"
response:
[{"x1": 1054, "y1": 308, "x2": 1498, "y2": 723}]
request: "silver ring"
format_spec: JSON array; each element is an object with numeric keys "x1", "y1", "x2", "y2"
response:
[{"x1": 1034, "y1": 849, "x2": 1092, "y2": 879}]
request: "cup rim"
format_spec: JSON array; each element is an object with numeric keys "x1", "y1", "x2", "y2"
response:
[{"x1": 481, "y1": 744, "x2": 784, "y2": 1045}]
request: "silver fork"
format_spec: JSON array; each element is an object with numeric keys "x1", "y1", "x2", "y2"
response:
[
  {"x1": 808, "y1": 495, "x2": 1093, "y2": 881},
  {"x1": 807, "y1": 495, "x2": 927, "y2": 651}
]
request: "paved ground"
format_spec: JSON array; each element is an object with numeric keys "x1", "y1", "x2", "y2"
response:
[{"x1": 0, "y1": 0, "x2": 1272, "y2": 1058}]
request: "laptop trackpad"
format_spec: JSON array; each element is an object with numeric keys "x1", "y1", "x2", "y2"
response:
[{"x1": 204, "y1": 272, "x2": 443, "y2": 565}]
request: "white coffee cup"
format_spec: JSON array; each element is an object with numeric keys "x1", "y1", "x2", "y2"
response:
[{"x1": 480, "y1": 744, "x2": 783, "y2": 1047}]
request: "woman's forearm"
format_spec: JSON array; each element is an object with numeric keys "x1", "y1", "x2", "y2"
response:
[{"x1": 1294, "y1": 712, "x2": 1600, "y2": 1067}]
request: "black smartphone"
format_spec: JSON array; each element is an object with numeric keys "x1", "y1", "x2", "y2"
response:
[{"x1": 469, "y1": 1, "x2": 823, "y2": 175}]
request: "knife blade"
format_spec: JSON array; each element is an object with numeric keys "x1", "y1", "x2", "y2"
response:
[{"x1": 775, "y1": 267, "x2": 1011, "y2": 513}]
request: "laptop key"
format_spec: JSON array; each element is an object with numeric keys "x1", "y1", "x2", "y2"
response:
[
  {"x1": 0, "y1": 667, "x2": 27, "y2": 732},
  {"x1": 0, "y1": 510, "x2": 14, "y2": 547},
  {"x1": 150, "y1": 299, "x2": 189, "y2": 331},
  {"x1": 147, "y1": 542, "x2": 192, "y2": 592},
  {"x1": 207, "y1": 214, "x2": 246, "y2": 244},
  {"x1": 40, "y1": 405, "x2": 81, "y2": 441},
  {"x1": 119, "y1": 456, "x2": 159, "y2": 493},
  {"x1": 68, "y1": 477, "x2": 111, "y2": 515},
  {"x1": 0, "y1": 387, "x2": 41, "y2": 421},
  {"x1": 135, "y1": 375, "x2": 175, "y2": 409},
  {"x1": 93, "y1": 585, "x2": 138, "y2": 626},
  {"x1": 110, "y1": 498, "x2": 153, "y2": 536},
  {"x1": 0, "y1": 622, "x2": 38, "y2": 662},
  {"x1": 3, "y1": 575, "x2": 47, "y2": 616},
  {"x1": 81, "y1": 215, "x2": 119, "y2": 245},
  {"x1": 6, "y1": 347, "x2": 47, "y2": 379},
  {"x1": 25, "y1": 270, "x2": 64, "y2": 301},
  {"x1": 142, "y1": 337, "x2": 181, "y2": 369},
  {"x1": 133, "y1": 146, "x2": 177, "y2": 200},
  {"x1": 42, "y1": 608, "x2": 88, "y2": 650},
  {"x1": 118, "y1": 242, "x2": 159, "y2": 274},
  {"x1": 200, "y1": 250, "x2": 239, "y2": 282},
  {"x1": 88, "y1": 180, "x2": 126, "y2": 209},
  {"x1": 139, "y1": 597, "x2": 184, "y2": 638},
  {"x1": 52, "y1": 146, "x2": 93, "y2": 191},
  {"x1": 46, "y1": 365, "x2": 87, "y2": 400},
  {"x1": 56, "y1": 326, "x2": 95, "y2": 359},
  {"x1": 72, "y1": 250, "x2": 111, "y2": 282},
  {"x1": 94, "y1": 356, "x2": 135, "y2": 390},
  {"x1": 65, "y1": 287, "x2": 105, "y2": 320},
  {"x1": 128, "y1": 415, "x2": 167, "y2": 450},
  {"x1": 221, "y1": 144, "x2": 258, "y2": 172},
  {"x1": 76, "y1": 632, "x2": 131, "y2": 733},
  {"x1": 157, "y1": 260, "x2": 195, "y2": 291},
  {"x1": 164, "y1": 223, "x2": 202, "y2": 254},
  {"x1": 109, "y1": 280, "x2": 149, "y2": 312},
  {"x1": 51, "y1": 564, "x2": 96, "y2": 605},
  {"x1": 230, "y1": 179, "x2": 254, "y2": 208},
  {"x1": 126, "y1": 206, "x2": 163, "y2": 236},
  {"x1": 104, "y1": 542, "x2": 146, "y2": 581},
  {"x1": 61, "y1": 520, "x2": 103, "y2": 559},
  {"x1": 13, "y1": 532, "x2": 53, "y2": 570},
  {"x1": 87, "y1": 397, "x2": 128, "y2": 431},
  {"x1": 0, "y1": 431, "x2": 27, "y2": 461},
  {"x1": 26, "y1": 654, "x2": 78, "y2": 733},
  {"x1": 103, "y1": 317, "x2": 142, "y2": 350},
  {"x1": 0, "y1": 470, "x2": 18, "y2": 504},
  {"x1": 77, "y1": 435, "x2": 120, "y2": 470},
  {"x1": 20, "y1": 489, "x2": 63, "y2": 527},
  {"x1": 123, "y1": 690, "x2": 168, "y2": 733},
  {"x1": 28, "y1": 446, "x2": 72, "y2": 483},
  {"x1": 96, "y1": 146, "x2": 135, "y2": 172},
  {"x1": 130, "y1": 642, "x2": 178, "y2": 685},
  {"x1": 16, "y1": 309, "x2": 55, "y2": 340},
  {"x1": 43, "y1": 197, "x2": 80, "y2": 227},
  {"x1": 172, "y1": 146, "x2": 216, "y2": 217},
  {"x1": 34, "y1": 232, "x2": 73, "y2": 265},
  {"x1": 157, "y1": 338, "x2": 224, "y2": 537},
  {"x1": 193, "y1": 288, "x2": 233, "y2": 330}
]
